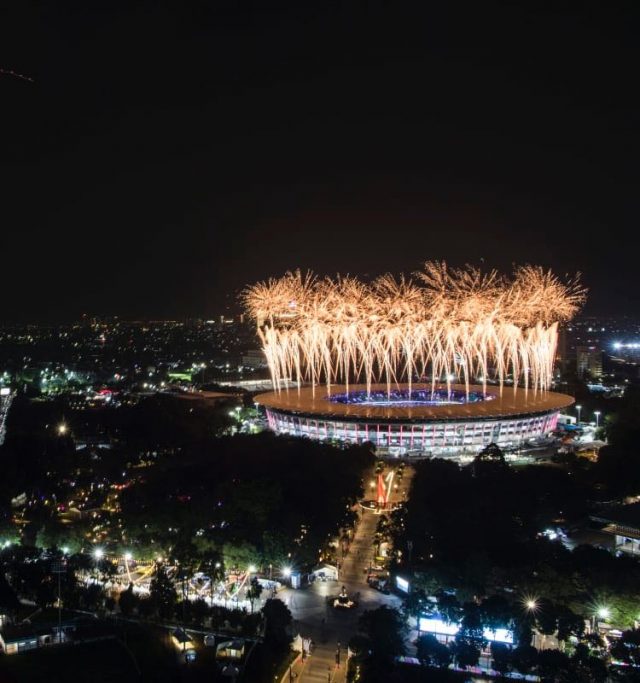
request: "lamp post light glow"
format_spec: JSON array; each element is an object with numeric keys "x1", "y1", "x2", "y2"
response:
[
  {"x1": 592, "y1": 605, "x2": 610, "y2": 632},
  {"x1": 93, "y1": 547, "x2": 104, "y2": 560},
  {"x1": 282, "y1": 566, "x2": 292, "y2": 578},
  {"x1": 61, "y1": 546, "x2": 70, "y2": 555},
  {"x1": 124, "y1": 552, "x2": 133, "y2": 562},
  {"x1": 576, "y1": 404, "x2": 582, "y2": 424},
  {"x1": 523, "y1": 596, "x2": 539, "y2": 613},
  {"x1": 57, "y1": 422, "x2": 68, "y2": 436},
  {"x1": 594, "y1": 410, "x2": 601, "y2": 428},
  {"x1": 248, "y1": 564, "x2": 257, "y2": 574}
]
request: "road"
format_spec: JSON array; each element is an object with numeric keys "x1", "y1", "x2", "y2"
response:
[{"x1": 279, "y1": 465, "x2": 413, "y2": 682}]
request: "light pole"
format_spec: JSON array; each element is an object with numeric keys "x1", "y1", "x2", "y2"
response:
[
  {"x1": 594, "y1": 411, "x2": 601, "y2": 429},
  {"x1": 124, "y1": 552, "x2": 133, "y2": 584},
  {"x1": 93, "y1": 547, "x2": 104, "y2": 584},
  {"x1": 593, "y1": 606, "x2": 609, "y2": 633},
  {"x1": 576, "y1": 404, "x2": 582, "y2": 425}
]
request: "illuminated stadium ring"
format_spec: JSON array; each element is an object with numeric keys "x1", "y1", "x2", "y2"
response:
[
  {"x1": 327, "y1": 387, "x2": 493, "y2": 407},
  {"x1": 255, "y1": 384, "x2": 574, "y2": 455}
]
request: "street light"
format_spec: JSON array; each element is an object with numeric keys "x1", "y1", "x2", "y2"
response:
[
  {"x1": 594, "y1": 411, "x2": 601, "y2": 428},
  {"x1": 576, "y1": 404, "x2": 582, "y2": 425},
  {"x1": 592, "y1": 605, "x2": 610, "y2": 632},
  {"x1": 123, "y1": 552, "x2": 133, "y2": 584},
  {"x1": 526, "y1": 599, "x2": 538, "y2": 612},
  {"x1": 248, "y1": 564, "x2": 257, "y2": 574},
  {"x1": 61, "y1": 546, "x2": 70, "y2": 555},
  {"x1": 57, "y1": 422, "x2": 68, "y2": 436},
  {"x1": 282, "y1": 566, "x2": 292, "y2": 578},
  {"x1": 93, "y1": 547, "x2": 104, "y2": 560}
]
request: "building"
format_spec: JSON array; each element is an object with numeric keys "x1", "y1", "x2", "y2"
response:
[
  {"x1": 591, "y1": 503, "x2": 640, "y2": 556},
  {"x1": 576, "y1": 345, "x2": 603, "y2": 379},
  {"x1": 255, "y1": 384, "x2": 574, "y2": 456},
  {"x1": 0, "y1": 388, "x2": 13, "y2": 446},
  {"x1": 241, "y1": 349, "x2": 267, "y2": 370}
]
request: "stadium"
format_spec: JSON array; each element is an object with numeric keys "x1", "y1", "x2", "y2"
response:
[
  {"x1": 255, "y1": 383, "x2": 574, "y2": 456},
  {"x1": 245, "y1": 262, "x2": 583, "y2": 455}
]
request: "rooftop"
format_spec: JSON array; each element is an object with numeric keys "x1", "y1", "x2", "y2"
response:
[{"x1": 255, "y1": 384, "x2": 574, "y2": 423}]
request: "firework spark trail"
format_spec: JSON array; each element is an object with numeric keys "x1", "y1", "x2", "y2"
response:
[
  {"x1": 244, "y1": 262, "x2": 585, "y2": 397},
  {"x1": 0, "y1": 68, "x2": 34, "y2": 83}
]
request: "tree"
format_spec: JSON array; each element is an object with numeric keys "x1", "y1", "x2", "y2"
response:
[
  {"x1": 437, "y1": 594, "x2": 462, "y2": 625},
  {"x1": 262, "y1": 598, "x2": 293, "y2": 653},
  {"x1": 149, "y1": 563, "x2": 177, "y2": 619},
  {"x1": 471, "y1": 443, "x2": 508, "y2": 477},
  {"x1": 81, "y1": 583, "x2": 105, "y2": 611},
  {"x1": 0, "y1": 573, "x2": 21, "y2": 616},
  {"x1": 610, "y1": 628, "x2": 640, "y2": 667},
  {"x1": 348, "y1": 634, "x2": 371, "y2": 659},
  {"x1": 199, "y1": 548, "x2": 224, "y2": 605},
  {"x1": 556, "y1": 605, "x2": 585, "y2": 643},
  {"x1": 572, "y1": 643, "x2": 608, "y2": 683},
  {"x1": 536, "y1": 649, "x2": 571, "y2": 680},
  {"x1": 403, "y1": 588, "x2": 428, "y2": 629},
  {"x1": 452, "y1": 602, "x2": 486, "y2": 668},
  {"x1": 358, "y1": 606, "x2": 407, "y2": 663},
  {"x1": 480, "y1": 595, "x2": 514, "y2": 633},
  {"x1": 416, "y1": 633, "x2": 451, "y2": 668},
  {"x1": 511, "y1": 645, "x2": 538, "y2": 675},
  {"x1": 119, "y1": 583, "x2": 139, "y2": 617},
  {"x1": 451, "y1": 639, "x2": 480, "y2": 669},
  {"x1": 247, "y1": 576, "x2": 263, "y2": 613},
  {"x1": 490, "y1": 642, "x2": 512, "y2": 675}
]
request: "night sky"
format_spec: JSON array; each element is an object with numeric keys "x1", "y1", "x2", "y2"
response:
[{"x1": 1, "y1": 3, "x2": 638, "y2": 321}]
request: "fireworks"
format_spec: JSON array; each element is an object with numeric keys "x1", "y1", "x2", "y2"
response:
[{"x1": 244, "y1": 262, "x2": 585, "y2": 397}]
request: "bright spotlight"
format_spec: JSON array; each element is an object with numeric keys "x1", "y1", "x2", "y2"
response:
[
  {"x1": 124, "y1": 552, "x2": 133, "y2": 562},
  {"x1": 93, "y1": 548, "x2": 104, "y2": 560},
  {"x1": 57, "y1": 423, "x2": 68, "y2": 435},
  {"x1": 282, "y1": 566, "x2": 292, "y2": 578},
  {"x1": 61, "y1": 546, "x2": 70, "y2": 555},
  {"x1": 248, "y1": 564, "x2": 257, "y2": 573},
  {"x1": 597, "y1": 606, "x2": 610, "y2": 620}
]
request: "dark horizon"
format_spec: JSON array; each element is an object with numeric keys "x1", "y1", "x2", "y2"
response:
[{"x1": 2, "y1": 4, "x2": 639, "y2": 321}]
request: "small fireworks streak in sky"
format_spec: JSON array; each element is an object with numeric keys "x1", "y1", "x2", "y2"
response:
[{"x1": 0, "y1": 68, "x2": 34, "y2": 83}]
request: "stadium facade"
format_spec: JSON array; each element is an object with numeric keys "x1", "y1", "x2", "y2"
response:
[{"x1": 255, "y1": 384, "x2": 573, "y2": 456}]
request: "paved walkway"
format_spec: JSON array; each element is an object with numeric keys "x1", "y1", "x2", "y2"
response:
[{"x1": 280, "y1": 465, "x2": 413, "y2": 682}]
